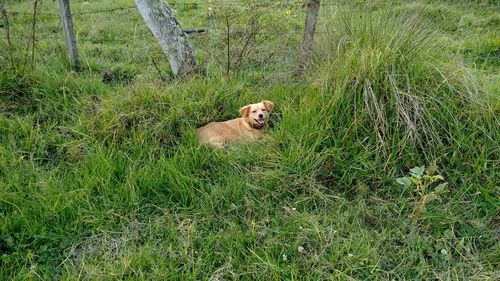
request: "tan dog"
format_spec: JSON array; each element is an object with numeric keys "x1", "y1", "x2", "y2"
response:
[{"x1": 197, "y1": 100, "x2": 274, "y2": 147}]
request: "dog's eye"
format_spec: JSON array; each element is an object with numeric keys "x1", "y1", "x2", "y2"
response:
[
  {"x1": 252, "y1": 110, "x2": 257, "y2": 113},
  {"x1": 262, "y1": 109, "x2": 266, "y2": 111}
]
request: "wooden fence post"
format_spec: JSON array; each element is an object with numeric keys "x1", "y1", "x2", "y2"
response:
[
  {"x1": 135, "y1": 0, "x2": 197, "y2": 78},
  {"x1": 57, "y1": 0, "x2": 79, "y2": 69},
  {"x1": 296, "y1": 0, "x2": 320, "y2": 76}
]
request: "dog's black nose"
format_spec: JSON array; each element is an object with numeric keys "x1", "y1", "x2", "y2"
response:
[{"x1": 258, "y1": 114, "x2": 263, "y2": 118}]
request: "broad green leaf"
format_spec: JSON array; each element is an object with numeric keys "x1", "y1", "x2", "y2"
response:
[
  {"x1": 435, "y1": 182, "x2": 448, "y2": 193},
  {"x1": 410, "y1": 166, "x2": 425, "y2": 177},
  {"x1": 397, "y1": 177, "x2": 412, "y2": 186}
]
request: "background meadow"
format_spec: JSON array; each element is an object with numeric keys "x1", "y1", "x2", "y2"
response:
[{"x1": 1, "y1": 0, "x2": 499, "y2": 279}]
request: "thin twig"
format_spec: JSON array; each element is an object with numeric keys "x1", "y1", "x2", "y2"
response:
[
  {"x1": 150, "y1": 54, "x2": 167, "y2": 82},
  {"x1": 1, "y1": 2, "x2": 15, "y2": 69},
  {"x1": 225, "y1": 14, "x2": 230, "y2": 77},
  {"x1": 234, "y1": 20, "x2": 258, "y2": 73},
  {"x1": 30, "y1": 0, "x2": 40, "y2": 67}
]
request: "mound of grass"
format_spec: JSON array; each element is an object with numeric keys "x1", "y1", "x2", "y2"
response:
[{"x1": 315, "y1": 6, "x2": 495, "y2": 154}]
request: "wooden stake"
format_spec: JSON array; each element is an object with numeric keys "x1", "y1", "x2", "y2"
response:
[
  {"x1": 57, "y1": 0, "x2": 79, "y2": 69},
  {"x1": 296, "y1": 0, "x2": 320, "y2": 76}
]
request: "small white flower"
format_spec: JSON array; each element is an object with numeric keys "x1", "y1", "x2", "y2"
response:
[
  {"x1": 441, "y1": 249, "x2": 447, "y2": 255},
  {"x1": 348, "y1": 253, "x2": 354, "y2": 258},
  {"x1": 298, "y1": 246, "x2": 305, "y2": 253},
  {"x1": 282, "y1": 254, "x2": 287, "y2": 261}
]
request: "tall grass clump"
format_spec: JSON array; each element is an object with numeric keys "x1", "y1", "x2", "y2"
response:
[{"x1": 315, "y1": 5, "x2": 495, "y2": 156}]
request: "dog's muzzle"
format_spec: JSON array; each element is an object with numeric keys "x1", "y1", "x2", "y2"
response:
[{"x1": 253, "y1": 119, "x2": 265, "y2": 129}]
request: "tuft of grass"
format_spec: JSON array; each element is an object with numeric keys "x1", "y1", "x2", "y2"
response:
[{"x1": 315, "y1": 5, "x2": 496, "y2": 155}]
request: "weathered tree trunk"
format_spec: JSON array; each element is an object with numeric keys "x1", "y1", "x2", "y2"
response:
[
  {"x1": 296, "y1": 0, "x2": 320, "y2": 76},
  {"x1": 135, "y1": 0, "x2": 197, "y2": 78},
  {"x1": 58, "y1": 0, "x2": 80, "y2": 69}
]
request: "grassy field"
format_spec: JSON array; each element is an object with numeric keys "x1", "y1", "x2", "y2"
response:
[{"x1": 1, "y1": 0, "x2": 499, "y2": 279}]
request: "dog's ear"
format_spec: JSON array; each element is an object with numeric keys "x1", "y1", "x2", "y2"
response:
[
  {"x1": 239, "y1": 105, "x2": 250, "y2": 117},
  {"x1": 262, "y1": 100, "x2": 274, "y2": 112}
]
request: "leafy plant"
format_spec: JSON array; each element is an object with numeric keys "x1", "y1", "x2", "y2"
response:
[{"x1": 397, "y1": 166, "x2": 448, "y2": 224}]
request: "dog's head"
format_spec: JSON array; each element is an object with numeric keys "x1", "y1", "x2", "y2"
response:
[{"x1": 239, "y1": 100, "x2": 274, "y2": 129}]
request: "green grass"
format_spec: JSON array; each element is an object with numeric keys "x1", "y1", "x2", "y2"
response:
[{"x1": 1, "y1": 0, "x2": 499, "y2": 279}]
